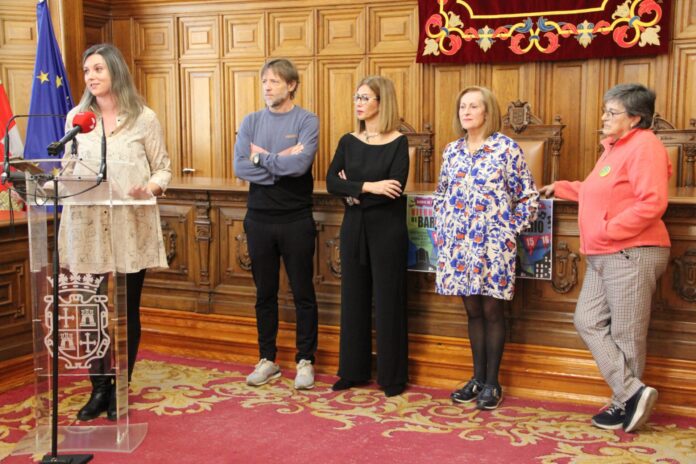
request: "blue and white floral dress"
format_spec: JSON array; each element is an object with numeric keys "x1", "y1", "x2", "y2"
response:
[{"x1": 434, "y1": 132, "x2": 539, "y2": 300}]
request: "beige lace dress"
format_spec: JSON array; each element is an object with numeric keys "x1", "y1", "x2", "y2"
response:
[{"x1": 58, "y1": 106, "x2": 172, "y2": 274}]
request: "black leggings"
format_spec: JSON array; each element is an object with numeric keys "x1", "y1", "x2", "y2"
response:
[
  {"x1": 90, "y1": 269, "x2": 147, "y2": 383},
  {"x1": 463, "y1": 295, "x2": 506, "y2": 387}
]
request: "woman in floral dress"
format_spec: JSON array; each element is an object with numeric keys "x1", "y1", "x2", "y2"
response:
[{"x1": 434, "y1": 86, "x2": 538, "y2": 410}]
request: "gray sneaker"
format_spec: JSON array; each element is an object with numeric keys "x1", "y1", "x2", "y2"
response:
[
  {"x1": 246, "y1": 358, "x2": 281, "y2": 386},
  {"x1": 294, "y1": 359, "x2": 314, "y2": 390}
]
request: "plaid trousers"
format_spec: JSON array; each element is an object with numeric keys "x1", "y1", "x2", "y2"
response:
[{"x1": 574, "y1": 246, "x2": 670, "y2": 405}]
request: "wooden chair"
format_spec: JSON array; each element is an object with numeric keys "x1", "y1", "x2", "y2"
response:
[
  {"x1": 398, "y1": 119, "x2": 434, "y2": 187},
  {"x1": 501, "y1": 101, "x2": 565, "y2": 186},
  {"x1": 651, "y1": 116, "x2": 696, "y2": 188}
]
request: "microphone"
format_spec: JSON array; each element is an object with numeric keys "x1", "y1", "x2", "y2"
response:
[
  {"x1": 47, "y1": 111, "x2": 97, "y2": 156},
  {"x1": 1, "y1": 114, "x2": 66, "y2": 184},
  {"x1": 96, "y1": 118, "x2": 107, "y2": 185}
]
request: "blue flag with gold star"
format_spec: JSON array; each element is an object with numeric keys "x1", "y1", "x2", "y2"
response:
[{"x1": 24, "y1": 0, "x2": 74, "y2": 168}]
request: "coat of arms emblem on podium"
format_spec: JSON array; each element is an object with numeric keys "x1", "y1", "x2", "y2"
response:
[{"x1": 43, "y1": 273, "x2": 111, "y2": 369}]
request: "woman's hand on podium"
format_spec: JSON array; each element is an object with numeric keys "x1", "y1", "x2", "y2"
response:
[{"x1": 128, "y1": 184, "x2": 156, "y2": 199}]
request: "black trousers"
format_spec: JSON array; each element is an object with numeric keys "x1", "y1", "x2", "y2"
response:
[
  {"x1": 91, "y1": 269, "x2": 147, "y2": 382},
  {"x1": 244, "y1": 216, "x2": 318, "y2": 363},
  {"x1": 337, "y1": 226, "x2": 408, "y2": 387}
]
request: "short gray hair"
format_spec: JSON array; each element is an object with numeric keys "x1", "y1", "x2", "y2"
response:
[{"x1": 603, "y1": 83, "x2": 655, "y2": 129}]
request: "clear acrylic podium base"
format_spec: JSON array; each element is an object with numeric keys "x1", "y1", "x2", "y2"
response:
[{"x1": 12, "y1": 423, "x2": 148, "y2": 456}]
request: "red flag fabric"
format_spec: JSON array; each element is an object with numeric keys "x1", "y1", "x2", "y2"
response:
[{"x1": 0, "y1": 79, "x2": 25, "y2": 210}]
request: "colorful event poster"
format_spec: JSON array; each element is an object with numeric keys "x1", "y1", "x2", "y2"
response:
[
  {"x1": 407, "y1": 195, "x2": 438, "y2": 272},
  {"x1": 516, "y1": 199, "x2": 553, "y2": 280},
  {"x1": 406, "y1": 195, "x2": 553, "y2": 280}
]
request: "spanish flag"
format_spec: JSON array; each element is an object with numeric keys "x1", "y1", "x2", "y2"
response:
[{"x1": 0, "y1": 79, "x2": 25, "y2": 210}]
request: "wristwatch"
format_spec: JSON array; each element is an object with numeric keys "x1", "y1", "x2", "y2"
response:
[{"x1": 251, "y1": 153, "x2": 261, "y2": 167}]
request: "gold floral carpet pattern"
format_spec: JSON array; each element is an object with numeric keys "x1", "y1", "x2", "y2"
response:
[{"x1": 1, "y1": 352, "x2": 695, "y2": 463}]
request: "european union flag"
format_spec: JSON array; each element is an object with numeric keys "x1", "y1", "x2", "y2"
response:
[{"x1": 24, "y1": 0, "x2": 74, "y2": 172}]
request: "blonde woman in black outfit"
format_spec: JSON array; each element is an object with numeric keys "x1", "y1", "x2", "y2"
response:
[{"x1": 326, "y1": 76, "x2": 410, "y2": 397}]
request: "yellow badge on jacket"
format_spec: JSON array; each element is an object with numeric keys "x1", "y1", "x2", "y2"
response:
[{"x1": 599, "y1": 165, "x2": 611, "y2": 177}]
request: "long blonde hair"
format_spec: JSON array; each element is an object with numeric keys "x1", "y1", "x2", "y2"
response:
[
  {"x1": 355, "y1": 76, "x2": 400, "y2": 134},
  {"x1": 78, "y1": 43, "x2": 144, "y2": 127}
]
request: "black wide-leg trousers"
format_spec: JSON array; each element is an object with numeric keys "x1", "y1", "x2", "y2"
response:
[{"x1": 337, "y1": 225, "x2": 408, "y2": 387}]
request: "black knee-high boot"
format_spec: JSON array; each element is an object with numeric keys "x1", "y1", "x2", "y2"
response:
[{"x1": 76, "y1": 375, "x2": 112, "y2": 421}]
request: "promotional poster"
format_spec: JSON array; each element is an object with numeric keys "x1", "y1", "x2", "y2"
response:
[{"x1": 406, "y1": 195, "x2": 553, "y2": 280}]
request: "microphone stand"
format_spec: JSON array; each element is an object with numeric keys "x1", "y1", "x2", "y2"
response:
[
  {"x1": 2, "y1": 114, "x2": 94, "y2": 462},
  {"x1": 41, "y1": 132, "x2": 93, "y2": 464}
]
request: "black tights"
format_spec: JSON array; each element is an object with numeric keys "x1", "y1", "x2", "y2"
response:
[
  {"x1": 91, "y1": 269, "x2": 147, "y2": 383},
  {"x1": 463, "y1": 295, "x2": 506, "y2": 387}
]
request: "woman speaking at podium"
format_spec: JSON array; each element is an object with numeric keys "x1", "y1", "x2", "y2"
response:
[{"x1": 59, "y1": 43, "x2": 172, "y2": 421}]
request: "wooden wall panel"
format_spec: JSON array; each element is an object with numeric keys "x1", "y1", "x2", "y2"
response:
[
  {"x1": 672, "y1": 43, "x2": 696, "y2": 129},
  {"x1": 368, "y1": 5, "x2": 417, "y2": 55},
  {"x1": 486, "y1": 63, "x2": 539, "y2": 116},
  {"x1": 135, "y1": 62, "x2": 180, "y2": 176},
  {"x1": 317, "y1": 58, "x2": 365, "y2": 179},
  {"x1": 368, "y1": 56, "x2": 421, "y2": 129},
  {"x1": 290, "y1": 58, "x2": 315, "y2": 114},
  {"x1": 223, "y1": 13, "x2": 265, "y2": 58},
  {"x1": 268, "y1": 9, "x2": 314, "y2": 57},
  {"x1": 317, "y1": 7, "x2": 365, "y2": 56},
  {"x1": 430, "y1": 65, "x2": 477, "y2": 176},
  {"x1": 610, "y1": 55, "x2": 671, "y2": 119},
  {"x1": 675, "y1": 0, "x2": 696, "y2": 39},
  {"x1": 545, "y1": 61, "x2": 602, "y2": 181},
  {"x1": 0, "y1": 15, "x2": 35, "y2": 54},
  {"x1": 180, "y1": 64, "x2": 222, "y2": 178},
  {"x1": 0, "y1": 62, "x2": 33, "y2": 140},
  {"x1": 179, "y1": 16, "x2": 219, "y2": 60},
  {"x1": 134, "y1": 17, "x2": 175, "y2": 60},
  {"x1": 224, "y1": 60, "x2": 262, "y2": 180}
]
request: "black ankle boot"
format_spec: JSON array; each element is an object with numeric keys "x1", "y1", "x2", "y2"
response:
[
  {"x1": 107, "y1": 384, "x2": 117, "y2": 421},
  {"x1": 77, "y1": 376, "x2": 112, "y2": 421}
]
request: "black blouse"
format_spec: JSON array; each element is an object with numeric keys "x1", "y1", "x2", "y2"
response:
[{"x1": 326, "y1": 133, "x2": 410, "y2": 263}]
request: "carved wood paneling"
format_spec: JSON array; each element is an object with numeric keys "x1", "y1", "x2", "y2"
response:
[
  {"x1": 0, "y1": 61, "x2": 34, "y2": 139},
  {"x1": 0, "y1": 220, "x2": 34, "y2": 363},
  {"x1": 430, "y1": 65, "x2": 477, "y2": 177},
  {"x1": 134, "y1": 17, "x2": 176, "y2": 60},
  {"x1": 317, "y1": 58, "x2": 365, "y2": 179},
  {"x1": 154, "y1": 204, "x2": 192, "y2": 279},
  {"x1": 179, "y1": 16, "x2": 219, "y2": 60},
  {"x1": 609, "y1": 55, "x2": 671, "y2": 119},
  {"x1": 368, "y1": 56, "x2": 421, "y2": 130},
  {"x1": 671, "y1": 43, "x2": 696, "y2": 130},
  {"x1": 367, "y1": 4, "x2": 417, "y2": 55},
  {"x1": 0, "y1": 16, "x2": 35, "y2": 54},
  {"x1": 223, "y1": 60, "x2": 263, "y2": 180},
  {"x1": 135, "y1": 62, "x2": 180, "y2": 177},
  {"x1": 268, "y1": 9, "x2": 314, "y2": 57},
  {"x1": 486, "y1": 63, "x2": 539, "y2": 117},
  {"x1": 84, "y1": 14, "x2": 111, "y2": 47},
  {"x1": 292, "y1": 58, "x2": 315, "y2": 114},
  {"x1": 545, "y1": 60, "x2": 602, "y2": 181},
  {"x1": 180, "y1": 63, "x2": 223, "y2": 178},
  {"x1": 674, "y1": 0, "x2": 696, "y2": 39},
  {"x1": 222, "y1": 13, "x2": 265, "y2": 58},
  {"x1": 317, "y1": 7, "x2": 365, "y2": 56}
]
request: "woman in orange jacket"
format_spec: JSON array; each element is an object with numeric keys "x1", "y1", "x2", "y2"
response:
[{"x1": 540, "y1": 83, "x2": 671, "y2": 433}]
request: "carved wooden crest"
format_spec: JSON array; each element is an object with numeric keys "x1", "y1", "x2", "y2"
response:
[
  {"x1": 673, "y1": 248, "x2": 696, "y2": 302},
  {"x1": 506, "y1": 100, "x2": 533, "y2": 134}
]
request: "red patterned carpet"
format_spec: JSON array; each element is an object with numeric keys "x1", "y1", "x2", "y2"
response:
[{"x1": 1, "y1": 351, "x2": 695, "y2": 464}]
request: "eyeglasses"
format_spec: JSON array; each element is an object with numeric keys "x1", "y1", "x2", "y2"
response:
[
  {"x1": 602, "y1": 108, "x2": 627, "y2": 118},
  {"x1": 353, "y1": 94, "x2": 379, "y2": 104}
]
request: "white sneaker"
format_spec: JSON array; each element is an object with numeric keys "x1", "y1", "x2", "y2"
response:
[
  {"x1": 294, "y1": 359, "x2": 314, "y2": 390},
  {"x1": 246, "y1": 358, "x2": 281, "y2": 386}
]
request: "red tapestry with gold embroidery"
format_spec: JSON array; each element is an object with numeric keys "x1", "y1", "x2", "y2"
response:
[{"x1": 417, "y1": 0, "x2": 671, "y2": 63}]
